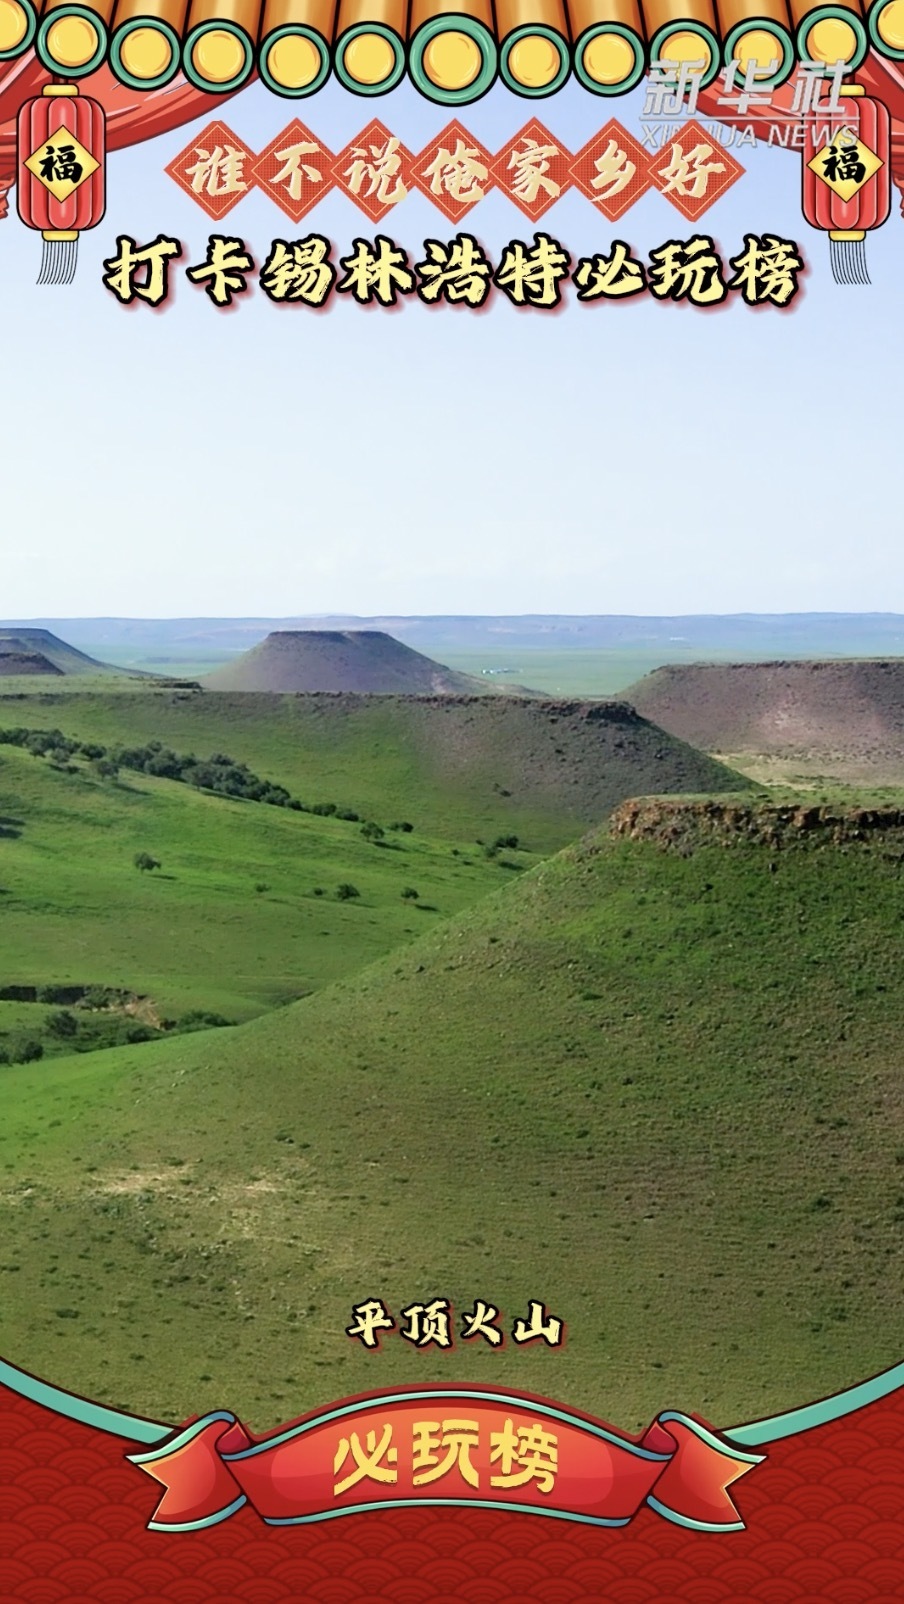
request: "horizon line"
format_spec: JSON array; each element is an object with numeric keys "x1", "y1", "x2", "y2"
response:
[{"x1": 5, "y1": 612, "x2": 904, "y2": 625}]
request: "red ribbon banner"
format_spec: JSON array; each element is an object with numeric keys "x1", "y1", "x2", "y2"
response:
[{"x1": 127, "y1": 1386, "x2": 763, "y2": 1533}]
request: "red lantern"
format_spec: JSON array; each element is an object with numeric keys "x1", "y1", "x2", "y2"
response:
[
  {"x1": 802, "y1": 82, "x2": 891, "y2": 285},
  {"x1": 16, "y1": 81, "x2": 104, "y2": 283}
]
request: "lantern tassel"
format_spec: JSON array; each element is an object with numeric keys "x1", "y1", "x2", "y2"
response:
[
  {"x1": 829, "y1": 235, "x2": 870, "y2": 287},
  {"x1": 37, "y1": 235, "x2": 79, "y2": 287}
]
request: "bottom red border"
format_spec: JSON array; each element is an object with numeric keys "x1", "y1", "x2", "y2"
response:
[{"x1": 1, "y1": 1359, "x2": 903, "y2": 1601}]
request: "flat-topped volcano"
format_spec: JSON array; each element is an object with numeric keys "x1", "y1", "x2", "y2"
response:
[
  {"x1": 625, "y1": 658, "x2": 904, "y2": 782},
  {"x1": 0, "y1": 628, "x2": 144, "y2": 678},
  {"x1": 203, "y1": 630, "x2": 514, "y2": 695}
]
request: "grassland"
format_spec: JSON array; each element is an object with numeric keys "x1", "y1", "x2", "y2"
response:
[
  {"x1": 2, "y1": 801, "x2": 903, "y2": 1438},
  {"x1": 2, "y1": 678, "x2": 900, "y2": 1442},
  {"x1": 400, "y1": 648, "x2": 904, "y2": 701},
  {"x1": 38, "y1": 612, "x2": 904, "y2": 699},
  {"x1": 0, "y1": 739, "x2": 528, "y2": 1027},
  {"x1": 0, "y1": 686, "x2": 740, "y2": 1059},
  {"x1": 440, "y1": 649, "x2": 678, "y2": 696},
  {"x1": 0, "y1": 688, "x2": 743, "y2": 850},
  {"x1": 15, "y1": 649, "x2": 786, "y2": 700}
]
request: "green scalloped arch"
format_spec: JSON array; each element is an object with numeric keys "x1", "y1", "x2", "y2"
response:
[{"x1": 1, "y1": 1355, "x2": 903, "y2": 1449}]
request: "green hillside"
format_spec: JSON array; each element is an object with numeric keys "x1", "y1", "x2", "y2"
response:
[
  {"x1": 0, "y1": 740, "x2": 517, "y2": 1026},
  {"x1": 0, "y1": 689, "x2": 748, "y2": 852},
  {"x1": 1, "y1": 800, "x2": 902, "y2": 1436}
]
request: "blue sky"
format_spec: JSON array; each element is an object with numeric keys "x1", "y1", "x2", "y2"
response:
[{"x1": 2, "y1": 71, "x2": 902, "y2": 616}]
